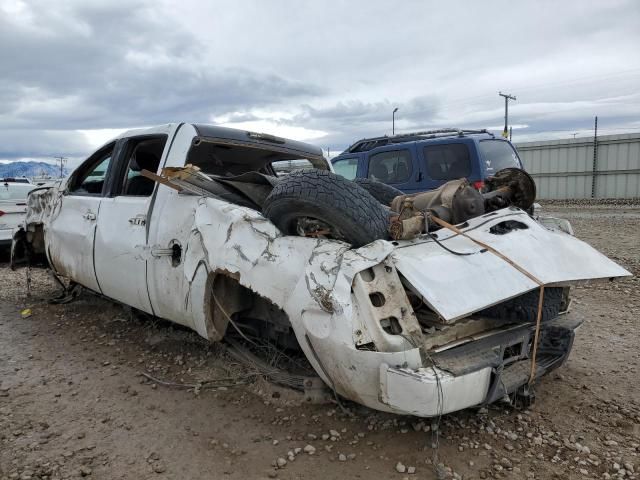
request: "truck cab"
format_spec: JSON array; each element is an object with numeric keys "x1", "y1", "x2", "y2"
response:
[{"x1": 331, "y1": 129, "x2": 523, "y2": 193}]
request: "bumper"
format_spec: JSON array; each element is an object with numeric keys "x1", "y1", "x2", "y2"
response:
[
  {"x1": 0, "y1": 228, "x2": 13, "y2": 246},
  {"x1": 381, "y1": 364, "x2": 492, "y2": 416},
  {"x1": 377, "y1": 315, "x2": 581, "y2": 417}
]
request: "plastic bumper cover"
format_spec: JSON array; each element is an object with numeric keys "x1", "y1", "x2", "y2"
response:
[{"x1": 378, "y1": 315, "x2": 582, "y2": 417}]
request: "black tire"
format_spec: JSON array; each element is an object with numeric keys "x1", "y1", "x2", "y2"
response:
[
  {"x1": 478, "y1": 287, "x2": 563, "y2": 324},
  {"x1": 263, "y1": 170, "x2": 389, "y2": 247},
  {"x1": 352, "y1": 177, "x2": 404, "y2": 206}
]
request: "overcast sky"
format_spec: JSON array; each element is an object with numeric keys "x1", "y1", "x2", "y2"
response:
[{"x1": 1, "y1": 0, "x2": 639, "y2": 166}]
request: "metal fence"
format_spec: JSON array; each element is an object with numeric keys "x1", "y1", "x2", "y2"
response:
[{"x1": 515, "y1": 133, "x2": 640, "y2": 199}]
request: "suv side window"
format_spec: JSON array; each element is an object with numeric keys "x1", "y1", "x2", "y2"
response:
[
  {"x1": 367, "y1": 149, "x2": 412, "y2": 183},
  {"x1": 333, "y1": 157, "x2": 358, "y2": 180},
  {"x1": 423, "y1": 144, "x2": 471, "y2": 180},
  {"x1": 68, "y1": 143, "x2": 116, "y2": 195}
]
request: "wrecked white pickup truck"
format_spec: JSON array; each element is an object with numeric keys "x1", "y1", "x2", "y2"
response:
[{"x1": 11, "y1": 123, "x2": 630, "y2": 417}]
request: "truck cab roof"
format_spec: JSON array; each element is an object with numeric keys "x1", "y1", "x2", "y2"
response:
[{"x1": 115, "y1": 123, "x2": 324, "y2": 161}]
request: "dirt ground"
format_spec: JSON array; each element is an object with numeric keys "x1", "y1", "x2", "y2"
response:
[{"x1": 1, "y1": 204, "x2": 638, "y2": 480}]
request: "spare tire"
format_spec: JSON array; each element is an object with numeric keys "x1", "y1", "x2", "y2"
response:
[
  {"x1": 478, "y1": 287, "x2": 564, "y2": 324},
  {"x1": 352, "y1": 177, "x2": 404, "y2": 206},
  {"x1": 263, "y1": 170, "x2": 389, "y2": 247}
]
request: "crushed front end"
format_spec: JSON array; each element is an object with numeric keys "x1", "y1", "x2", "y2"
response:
[{"x1": 311, "y1": 207, "x2": 630, "y2": 417}]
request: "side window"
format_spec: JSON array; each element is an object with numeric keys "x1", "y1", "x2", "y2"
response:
[
  {"x1": 119, "y1": 137, "x2": 167, "y2": 196},
  {"x1": 332, "y1": 157, "x2": 358, "y2": 180},
  {"x1": 423, "y1": 144, "x2": 471, "y2": 180},
  {"x1": 367, "y1": 150, "x2": 412, "y2": 184},
  {"x1": 68, "y1": 144, "x2": 115, "y2": 195}
]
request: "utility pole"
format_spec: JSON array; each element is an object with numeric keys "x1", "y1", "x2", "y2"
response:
[
  {"x1": 499, "y1": 92, "x2": 516, "y2": 139},
  {"x1": 54, "y1": 156, "x2": 67, "y2": 178},
  {"x1": 509, "y1": 126, "x2": 513, "y2": 142},
  {"x1": 392, "y1": 107, "x2": 398, "y2": 135}
]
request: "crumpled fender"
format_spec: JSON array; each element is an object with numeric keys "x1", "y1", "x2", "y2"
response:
[{"x1": 181, "y1": 197, "x2": 396, "y2": 387}]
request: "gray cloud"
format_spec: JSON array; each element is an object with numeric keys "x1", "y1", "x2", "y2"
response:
[
  {"x1": 0, "y1": 129, "x2": 92, "y2": 160},
  {"x1": 0, "y1": 0, "x2": 323, "y2": 134},
  {"x1": 1, "y1": 0, "x2": 639, "y2": 161}
]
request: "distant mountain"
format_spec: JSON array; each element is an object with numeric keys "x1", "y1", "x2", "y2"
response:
[{"x1": 0, "y1": 161, "x2": 67, "y2": 179}]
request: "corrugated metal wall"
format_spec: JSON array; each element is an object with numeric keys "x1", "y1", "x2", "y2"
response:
[{"x1": 515, "y1": 133, "x2": 640, "y2": 199}]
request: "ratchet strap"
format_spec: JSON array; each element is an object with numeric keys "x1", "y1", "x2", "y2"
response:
[{"x1": 429, "y1": 215, "x2": 545, "y2": 385}]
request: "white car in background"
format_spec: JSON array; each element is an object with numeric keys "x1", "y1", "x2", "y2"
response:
[{"x1": 0, "y1": 181, "x2": 37, "y2": 248}]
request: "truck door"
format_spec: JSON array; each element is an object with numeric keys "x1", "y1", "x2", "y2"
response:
[
  {"x1": 145, "y1": 124, "x2": 204, "y2": 330},
  {"x1": 47, "y1": 142, "x2": 116, "y2": 292},
  {"x1": 93, "y1": 127, "x2": 175, "y2": 314}
]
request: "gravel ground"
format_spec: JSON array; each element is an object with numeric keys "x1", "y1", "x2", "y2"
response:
[{"x1": 1, "y1": 204, "x2": 638, "y2": 480}]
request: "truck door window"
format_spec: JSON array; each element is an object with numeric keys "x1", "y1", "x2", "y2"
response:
[
  {"x1": 332, "y1": 157, "x2": 358, "y2": 180},
  {"x1": 367, "y1": 150, "x2": 412, "y2": 183},
  {"x1": 423, "y1": 144, "x2": 471, "y2": 180},
  {"x1": 120, "y1": 137, "x2": 167, "y2": 196},
  {"x1": 68, "y1": 143, "x2": 115, "y2": 195}
]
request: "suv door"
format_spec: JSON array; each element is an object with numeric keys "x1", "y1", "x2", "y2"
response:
[
  {"x1": 47, "y1": 142, "x2": 116, "y2": 292},
  {"x1": 93, "y1": 130, "x2": 172, "y2": 314},
  {"x1": 364, "y1": 147, "x2": 416, "y2": 192}
]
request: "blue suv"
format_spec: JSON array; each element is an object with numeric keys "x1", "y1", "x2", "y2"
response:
[{"x1": 331, "y1": 129, "x2": 523, "y2": 193}]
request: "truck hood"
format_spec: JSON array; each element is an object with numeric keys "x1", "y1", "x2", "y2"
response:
[{"x1": 391, "y1": 207, "x2": 631, "y2": 322}]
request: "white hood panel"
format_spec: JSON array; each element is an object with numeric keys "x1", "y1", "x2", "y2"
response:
[{"x1": 392, "y1": 208, "x2": 630, "y2": 322}]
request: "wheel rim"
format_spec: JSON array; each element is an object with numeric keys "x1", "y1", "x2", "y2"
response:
[{"x1": 292, "y1": 216, "x2": 346, "y2": 241}]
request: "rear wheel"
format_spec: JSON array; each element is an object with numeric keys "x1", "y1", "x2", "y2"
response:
[{"x1": 263, "y1": 170, "x2": 389, "y2": 247}]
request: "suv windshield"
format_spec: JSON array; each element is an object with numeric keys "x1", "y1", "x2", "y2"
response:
[{"x1": 479, "y1": 140, "x2": 521, "y2": 174}]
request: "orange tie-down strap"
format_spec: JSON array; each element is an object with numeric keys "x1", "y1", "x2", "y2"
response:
[{"x1": 429, "y1": 215, "x2": 545, "y2": 385}]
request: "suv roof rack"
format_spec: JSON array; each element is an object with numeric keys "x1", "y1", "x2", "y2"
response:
[{"x1": 346, "y1": 128, "x2": 494, "y2": 153}]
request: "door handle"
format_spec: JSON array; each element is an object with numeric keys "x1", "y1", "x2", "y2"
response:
[{"x1": 82, "y1": 211, "x2": 96, "y2": 221}]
